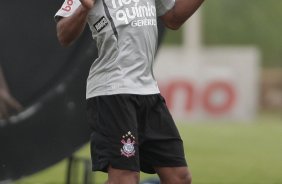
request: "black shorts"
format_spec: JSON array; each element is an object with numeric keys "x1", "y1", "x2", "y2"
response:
[{"x1": 86, "y1": 94, "x2": 187, "y2": 174}]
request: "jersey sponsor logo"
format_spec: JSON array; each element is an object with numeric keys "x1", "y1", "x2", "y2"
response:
[
  {"x1": 131, "y1": 19, "x2": 156, "y2": 27},
  {"x1": 111, "y1": 0, "x2": 157, "y2": 27},
  {"x1": 62, "y1": 0, "x2": 74, "y2": 12},
  {"x1": 94, "y1": 16, "x2": 109, "y2": 32},
  {"x1": 120, "y1": 131, "x2": 136, "y2": 158}
]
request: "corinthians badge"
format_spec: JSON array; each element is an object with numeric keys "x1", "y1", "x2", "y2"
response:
[{"x1": 120, "y1": 131, "x2": 136, "y2": 158}]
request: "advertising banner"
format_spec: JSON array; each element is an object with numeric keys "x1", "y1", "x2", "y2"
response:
[{"x1": 155, "y1": 47, "x2": 260, "y2": 121}]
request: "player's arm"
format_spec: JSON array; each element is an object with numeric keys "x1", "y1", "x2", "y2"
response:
[
  {"x1": 0, "y1": 65, "x2": 22, "y2": 118},
  {"x1": 56, "y1": 0, "x2": 95, "y2": 47},
  {"x1": 160, "y1": 0, "x2": 205, "y2": 30}
]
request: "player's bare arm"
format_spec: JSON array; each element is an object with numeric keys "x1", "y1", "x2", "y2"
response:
[
  {"x1": 161, "y1": 0, "x2": 205, "y2": 30},
  {"x1": 56, "y1": 0, "x2": 95, "y2": 47},
  {"x1": 0, "y1": 66, "x2": 22, "y2": 118}
]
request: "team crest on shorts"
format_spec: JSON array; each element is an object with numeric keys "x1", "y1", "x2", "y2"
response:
[{"x1": 120, "y1": 131, "x2": 136, "y2": 158}]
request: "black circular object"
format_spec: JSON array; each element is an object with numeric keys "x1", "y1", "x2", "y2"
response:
[
  {"x1": 0, "y1": 0, "x2": 97, "y2": 181},
  {"x1": 0, "y1": 0, "x2": 166, "y2": 182}
]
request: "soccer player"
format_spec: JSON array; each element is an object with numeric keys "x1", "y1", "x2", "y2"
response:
[{"x1": 55, "y1": 0, "x2": 204, "y2": 183}]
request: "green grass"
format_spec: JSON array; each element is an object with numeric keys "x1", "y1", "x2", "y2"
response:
[
  {"x1": 180, "y1": 113, "x2": 282, "y2": 184},
  {"x1": 16, "y1": 112, "x2": 282, "y2": 184}
]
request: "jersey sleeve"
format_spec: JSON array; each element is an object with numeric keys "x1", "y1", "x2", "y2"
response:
[
  {"x1": 155, "y1": 0, "x2": 175, "y2": 17},
  {"x1": 54, "y1": 0, "x2": 81, "y2": 22}
]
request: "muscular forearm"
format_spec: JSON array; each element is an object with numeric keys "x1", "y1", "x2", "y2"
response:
[
  {"x1": 56, "y1": 5, "x2": 90, "y2": 47},
  {"x1": 161, "y1": 0, "x2": 204, "y2": 30}
]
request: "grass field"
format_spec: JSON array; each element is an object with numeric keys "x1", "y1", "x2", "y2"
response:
[{"x1": 16, "y1": 111, "x2": 282, "y2": 184}]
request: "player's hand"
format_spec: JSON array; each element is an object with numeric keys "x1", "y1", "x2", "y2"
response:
[
  {"x1": 79, "y1": 0, "x2": 95, "y2": 10},
  {"x1": 0, "y1": 89, "x2": 22, "y2": 119}
]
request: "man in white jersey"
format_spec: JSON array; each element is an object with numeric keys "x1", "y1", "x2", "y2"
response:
[{"x1": 55, "y1": 0, "x2": 204, "y2": 183}]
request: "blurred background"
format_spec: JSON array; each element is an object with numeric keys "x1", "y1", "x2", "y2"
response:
[{"x1": 1, "y1": 0, "x2": 281, "y2": 184}]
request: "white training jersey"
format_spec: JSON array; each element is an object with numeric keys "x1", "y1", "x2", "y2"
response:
[{"x1": 55, "y1": 0, "x2": 175, "y2": 99}]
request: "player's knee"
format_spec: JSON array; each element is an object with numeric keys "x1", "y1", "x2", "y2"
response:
[
  {"x1": 108, "y1": 167, "x2": 139, "y2": 184},
  {"x1": 184, "y1": 170, "x2": 192, "y2": 184},
  {"x1": 126, "y1": 171, "x2": 140, "y2": 183},
  {"x1": 171, "y1": 168, "x2": 192, "y2": 184},
  {"x1": 159, "y1": 169, "x2": 192, "y2": 184},
  {"x1": 156, "y1": 167, "x2": 192, "y2": 184},
  {"x1": 176, "y1": 169, "x2": 192, "y2": 184}
]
